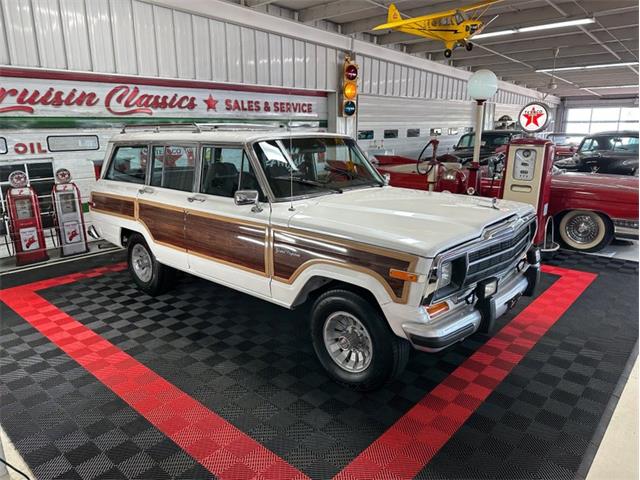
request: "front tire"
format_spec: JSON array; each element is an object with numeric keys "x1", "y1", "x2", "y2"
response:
[
  {"x1": 465, "y1": 42, "x2": 473, "y2": 51},
  {"x1": 127, "y1": 233, "x2": 175, "y2": 295},
  {"x1": 444, "y1": 48, "x2": 453, "y2": 58},
  {"x1": 558, "y1": 210, "x2": 613, "y2": 252},
  {"x1": 310, "y1": 289, "x2": 410, "y2": 391}
]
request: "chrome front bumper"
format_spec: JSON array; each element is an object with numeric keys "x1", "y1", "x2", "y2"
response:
[
  {"x1": 402, "y1": 261, "x2": 539, "y2": 352},
  {"x1": 613, "y1": 220, "x2": 639, "y2": 240}
]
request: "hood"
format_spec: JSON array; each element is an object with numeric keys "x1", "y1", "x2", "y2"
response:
[
  {"x1": 287, "y1": 187, "x2": 534, "y2": 258},
  {"x1": 552, "y1": 172, "x2": 639, "y2": 203}
]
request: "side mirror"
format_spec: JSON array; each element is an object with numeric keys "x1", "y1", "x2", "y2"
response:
[{"x1": 234, "y1": 190, "x2": 263, "y2": 212}]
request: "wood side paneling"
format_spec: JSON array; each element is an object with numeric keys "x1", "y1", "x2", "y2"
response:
[
  {"x1": 91, "y1": 193, "x2": 135, "y2": 218},
  {"x1": 138, "y1": 202, "x2": 186, "y2": 250},
  {"x1": 272, "y1": 229, "x2": 413, "y2": 301},
  {"x1": 186, "y1": 213, "x2": 266, "y2": 274}
]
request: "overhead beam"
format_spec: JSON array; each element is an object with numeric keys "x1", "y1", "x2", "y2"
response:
[
  {"x1": 451, "y1": 41, "x2": 638, "y2": 67},
  {"x1": 299, "y1": 1, "x2": 378, "y2": 24},
  {"x1": 409, "y1": 22, "x2": 638, "y2": 55}
]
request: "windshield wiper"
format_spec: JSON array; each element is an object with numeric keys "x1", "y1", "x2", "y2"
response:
[{"x1": 273, "y1": 176, "x2": 343, "y2": 193}]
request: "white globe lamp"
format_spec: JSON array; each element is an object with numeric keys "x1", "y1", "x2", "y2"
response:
[{"x1": 468, "y1": 69, "x2": 498, "y2": 101}]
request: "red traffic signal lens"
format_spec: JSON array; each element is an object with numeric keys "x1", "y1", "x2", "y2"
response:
[{"x1": 345, "y1": 64, "x2": 358, "y2": 81}]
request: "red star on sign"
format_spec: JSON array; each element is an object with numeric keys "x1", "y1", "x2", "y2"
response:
[
  {"x1": 523, "y1": 107, "x2": 544, "y2": 127},
  {"x1": 203, "y1": 94, "x2": 218, "y2": 111}
]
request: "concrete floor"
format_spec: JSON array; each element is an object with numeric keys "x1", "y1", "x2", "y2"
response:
[{"x1": 587, "y1": 359, "x2": 639, "y2": 480}]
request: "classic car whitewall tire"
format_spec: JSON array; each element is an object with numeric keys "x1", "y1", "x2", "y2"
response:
[
  {"x1": 310, "y1": 289, "x2": 410, "y2": 391},
  {"x1": 558, "y1": 210, "x2": 613, "y2": 252},
  {"x1": 127, "y1": 233, "x2": 175, "y2": 296}
]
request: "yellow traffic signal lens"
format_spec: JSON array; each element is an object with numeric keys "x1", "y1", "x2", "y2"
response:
[{"x1": 343, "y1": 81, "x2": 357, "y2": 100}]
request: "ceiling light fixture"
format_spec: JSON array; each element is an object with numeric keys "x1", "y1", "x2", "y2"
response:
[
  {"x1": 519, "y1": 18, "x2": 595, "y2": 32},
  {"x1": 472, "y1": 29, "x2": 516, "y2": 39},
  {"x1": 473, "y1": 17, "x2": 594, "y2": 40},
  {"x1": 536, "y1": 62, "x2": 639, "y2": 72}
]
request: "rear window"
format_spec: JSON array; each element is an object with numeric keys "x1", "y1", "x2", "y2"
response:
[{"x1": 104, "y1": 145, "x2": 148, "y2": 184}]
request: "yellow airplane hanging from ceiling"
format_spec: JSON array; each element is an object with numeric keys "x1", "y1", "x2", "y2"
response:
[{"x1": 372, "y1": 0, "x2": 502, "y2": 58}]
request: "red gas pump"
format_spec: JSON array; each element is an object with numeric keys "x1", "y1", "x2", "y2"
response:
[
  {"x1": 52, "y1": 168, "x2": 89, "y2": 256},
  {"x1": 6, "y1": 170, "x2": 49, "y2": 265},
  {"x1": 500, "y1": 102, "x2": 558, "y2": 251}
]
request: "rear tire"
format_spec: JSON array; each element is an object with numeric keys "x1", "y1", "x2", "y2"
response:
[
  {"x1": 127, "y1": 233, "x2": 175, "y2": 295},
  {"x1": 557, "y1": 210, "x2": 613, "y2": 252},
  {"x1": 310, "y1": 289, "x2": 410, "y2": 391},
  {"x1": 465, "y1": 42, "x2": 473, "y2": 51}
]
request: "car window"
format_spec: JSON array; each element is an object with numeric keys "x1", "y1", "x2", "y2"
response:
[
  {"x1": 104, "y1": 145, "x2": 148, "y2": 184},
  {"x1": 457, "y1": 134, "x2": 473, "y2": 148},
  {"x1": 611, "y1": 136, "x2": 639, "y2": 152},
  {"x1": 150, "y1": 145, "x2": 196, "y2": 191},
  {"x1": 200, "y1": 147, "x2": 260, "y2": 198},
  {"x1": 579, "y1": 138, "x2": 595, "y2": 153}
]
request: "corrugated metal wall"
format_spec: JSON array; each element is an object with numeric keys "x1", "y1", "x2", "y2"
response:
[
  {"x1": 1, "y1": 0, "x2": 542, "y2": 107},
  {"x1": 357, "y1": 95, "x2": 474, "y2": 158},
  {"x1": 358, "y1": 54, "x2": 537, "y2": 107},
  {"x1": 0, "y1": 0, "x2": 340, "y2": 91},
  {"x1": 0, "y1": 0, "x2": 550, "y2": 152}
]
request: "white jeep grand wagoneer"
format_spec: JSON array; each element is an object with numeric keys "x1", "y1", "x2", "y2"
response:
[{"x1": 90, "y1": 124, "x2": 540, "y2": 390}]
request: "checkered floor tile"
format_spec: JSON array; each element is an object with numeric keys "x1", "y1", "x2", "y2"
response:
[{"x1": 1, "y1": 249, "x2": 636, "y2": 479}]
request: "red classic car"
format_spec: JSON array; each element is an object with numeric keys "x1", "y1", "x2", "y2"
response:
[{"x1": 374, "y1": 153, "x2": 638, "y2": 252}]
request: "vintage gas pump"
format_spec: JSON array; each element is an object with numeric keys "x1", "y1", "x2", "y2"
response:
[
  {"x1": 52, "y1": 168, "x2": 89, "y2": 256},
  {"x1": 500, "y1": 102, "x2": 558, "y2": 251},
  {"x1": 6, "y1": 170, "x2": 49, "y2": 265}
]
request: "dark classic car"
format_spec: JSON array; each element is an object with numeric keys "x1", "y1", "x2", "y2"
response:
[
  {"x1": 448, "y1": 130, "x2": 523, "y2": 163},
  {"x1": 542, "y1": 132, "x2": 586, "y2": 159},
  {"x1": 555, "y1": 131, "x2": 639, "y2": 175}
]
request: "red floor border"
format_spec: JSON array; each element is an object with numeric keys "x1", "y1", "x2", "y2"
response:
[{"x1": 0, "y1": 264, "x2": 595, "y2": 479}]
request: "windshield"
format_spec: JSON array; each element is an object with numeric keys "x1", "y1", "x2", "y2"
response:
[
  {"x1": 253, "y1": 137, "x2": 383, "y2": 199},
  {"x1": 548, "y1": 134, "x2": 584, "y2": 146},
  {"x1": 579, "y1": 135, "x2": 639, "y2": 153},
  {"x1": 457, "y1": 132, "x2": 515, "y2": 149}
]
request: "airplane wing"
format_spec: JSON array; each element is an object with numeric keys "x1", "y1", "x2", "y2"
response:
[
  {"x1": 461, "y1": 0, "x2": 502, "y2": 12},
  {"x1": 372, "y1": 3, "x2": 456, "y2": 31}
]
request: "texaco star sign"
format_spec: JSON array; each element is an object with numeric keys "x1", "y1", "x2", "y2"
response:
[{"x1": 518, "y1": 101, "x2": 550, "y2": 133}]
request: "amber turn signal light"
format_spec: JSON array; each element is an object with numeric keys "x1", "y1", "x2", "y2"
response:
[
  {"x1": 389, "y1": 269, "x2": 420, "y2": 282},
  {"x1": 425, "y1": 301, "x2": 449, "y2": 317}
]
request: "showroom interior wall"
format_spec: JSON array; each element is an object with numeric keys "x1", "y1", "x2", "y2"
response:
[{"x1": 0, "y1": 0, "x2": 557, "y2": 149}]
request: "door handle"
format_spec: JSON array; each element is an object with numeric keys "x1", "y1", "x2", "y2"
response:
[
  {"x1": 138, "y1": 186, "x2": 154, "y2": 194},
  {"x1": 187, "y1": 194, "x2": 206, "y2": 203}
]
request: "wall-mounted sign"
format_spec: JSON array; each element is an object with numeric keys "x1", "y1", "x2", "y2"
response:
[
  {"x1": 0, "y1": 76, "x2": 327, "y2": 121},
  {"x1": 430, "y1": 128, "x2": 442, "y2": 136},
  {"x1": 518, "y1": 102, "x2": 550, "y2": 133}
]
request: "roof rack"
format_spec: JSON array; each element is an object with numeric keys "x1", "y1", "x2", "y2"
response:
[
  {"x1": 120, "y1": 123, "x2": 200, "y2": 134},
  {"x1": 120, "y1": 122, "x2": 322, "y2": 134},
  {"x1": 194, "y1": 122, "x2": 285, "y2": 131}
]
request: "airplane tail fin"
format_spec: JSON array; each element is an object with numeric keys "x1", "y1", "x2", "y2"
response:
[{"x1": 387, "y1": 3, "x2": 401, "y2": 23}]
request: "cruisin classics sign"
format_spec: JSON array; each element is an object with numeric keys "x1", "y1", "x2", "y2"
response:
[{"x1": 0, "y1": 76, "x2": 327, "y2": 120}]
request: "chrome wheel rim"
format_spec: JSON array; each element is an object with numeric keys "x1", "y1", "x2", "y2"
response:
[
  {"x1": 131, "y1": 243, "x2": 153, "y2": 283},
  {"x1": 565, "y1": 214, "x2": 600, "y2": 244},
  {"x1": 323, "y1": 311, "x2": 373, "y2": 373}
]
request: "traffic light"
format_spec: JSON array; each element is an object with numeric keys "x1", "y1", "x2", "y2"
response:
[{"x1": 341, "y1": 55, "x2": 358, "y2": 117}]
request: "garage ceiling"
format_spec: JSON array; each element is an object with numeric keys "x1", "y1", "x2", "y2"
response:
[{"x1": 235, "y1": 0, "x2": 639, "y2": 99}]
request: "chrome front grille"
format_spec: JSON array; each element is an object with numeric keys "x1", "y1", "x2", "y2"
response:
[{"x1": 464, "y1": 219, "x2": 535, "y2": 287}]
